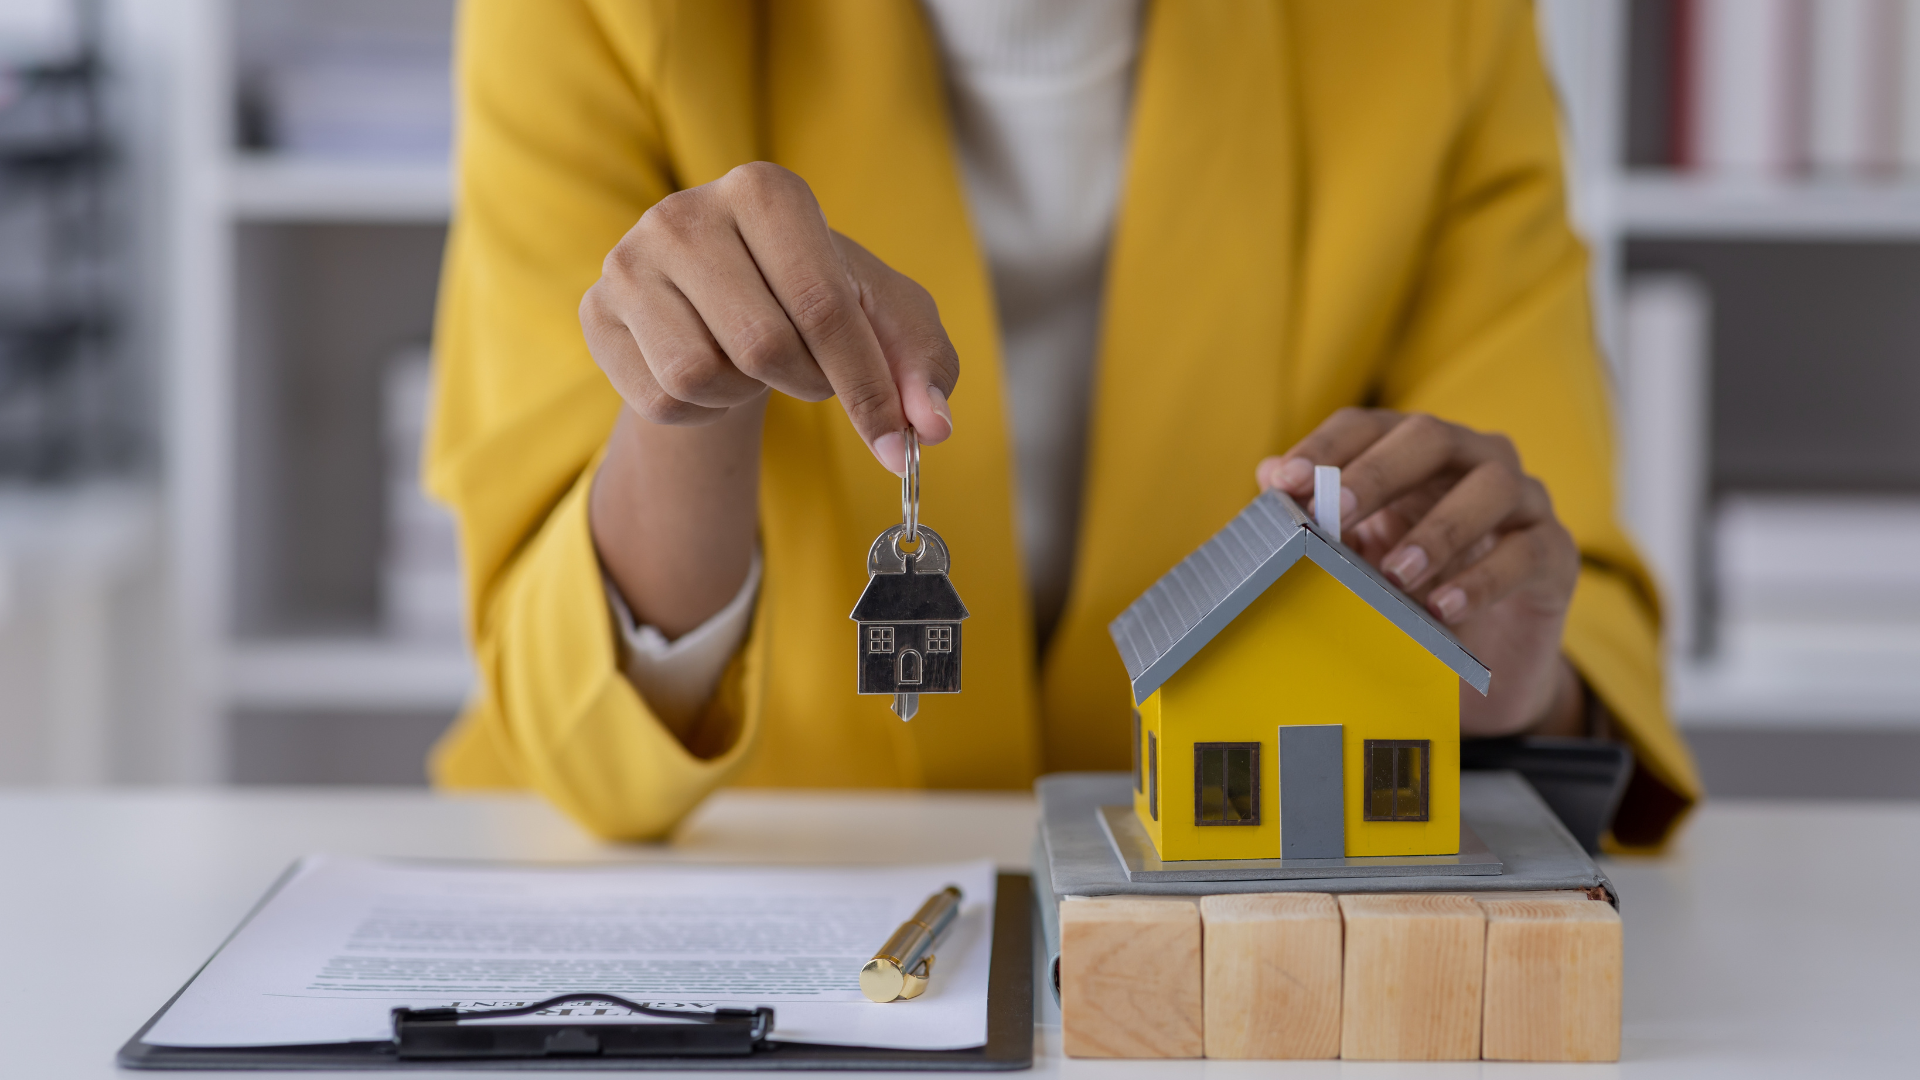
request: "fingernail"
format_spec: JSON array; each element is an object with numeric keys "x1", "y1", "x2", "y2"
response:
[
  {"x1": 872, "y1": 431, "x2": 906, "y2": 476},
  {"x1": 927, "y1": 384, "x2": 953, "y2": 431},
  {"x1": 1277, "y1": 457, "x2": 1314, "y2": 491},
  {"x1": 1340, "y1": 486, "x2": 1357, "y2": 518},
  {"x1": 1383, "y1": 545, "x2": 1428, "y2": 587},
  {"x1": 1431, "y1": 586, "x2": 1467, "y2": 623}
]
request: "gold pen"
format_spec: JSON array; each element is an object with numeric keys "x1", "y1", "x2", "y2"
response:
[{"x1": 860, "y1": 885, "x2": 963, "y2": 1002}]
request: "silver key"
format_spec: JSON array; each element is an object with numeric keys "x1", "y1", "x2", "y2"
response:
[{"x1": 850, "y1": 430, "x2": 968, "y2": 720}]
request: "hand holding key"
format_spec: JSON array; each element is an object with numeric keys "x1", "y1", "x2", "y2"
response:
[
  {"x1": 581, "y1": 161, "x2": 959, "y2": 474},
  {"x1": 588, "y1": 164, "x2": 963, "y2": 655}
]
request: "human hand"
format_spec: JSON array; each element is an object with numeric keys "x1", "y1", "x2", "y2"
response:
[
  {"x1": 580, "y1": 162, "x2": 958, "y2": 474},
  {"x1": 1255, "y1": 409, "x2": 1585, "y2": 737}
]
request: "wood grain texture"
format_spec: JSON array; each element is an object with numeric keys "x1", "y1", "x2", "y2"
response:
[
  {"x1": 1059, "y1": 897, "x2": 1203, "y2": 1058},
  {"x1": 1479, "y1": 897, "x2": 1623, "y2": 1062},
  {"x1": 1338, "y1": 893, "x2": 1485, "y2": 1060},
  {"x1": 1199, "y1": 893, "x2": 1341, "y2": 1059}
]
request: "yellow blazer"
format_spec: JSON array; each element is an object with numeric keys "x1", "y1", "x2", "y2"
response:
[{"x1": 428, "y1": 0, "x2": 1703, "y2": 849}]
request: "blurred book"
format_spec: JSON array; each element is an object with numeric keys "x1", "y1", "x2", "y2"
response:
[
  {"x1": 381, "y1": 346, "x2": 462, "y2": 643},
  {"x1": 1664, "y1": 0, "x2": 1920, "y2": 178},
  {"x1": 1619, "y1": 275, "x2": 1711, "y2": 659},
  {"x1": 1677, "y1": 0, "x2": 1803, "y2": 177},
  {"x1": 1710, "y1": 494, "x2": 1920, "y2": 694},
  {"x1": 258, "y1": 31, "x2": 450, "y2": 161},
  {"x1": 1716, "y1": 495, "x2": 1920, "y2": 625},
  {"x1": 1903, "y1": 0, "x2": 1920, "y2": 171},
  {"x1": 1808, "y1": 0, "x2": 1901, "y2": 175}
]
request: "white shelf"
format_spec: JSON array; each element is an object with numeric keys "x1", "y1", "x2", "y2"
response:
[
  {"x1": 0, "y1": 482, "x2": 155, "y2": 563},
  {"x1": 1617, "y1": 174, "x2": 1920, "y2": 238},
  {"x1": 227, "y1": 638, "x2": 474, "y2": 711},
  {"x1": 227, "y1": 154, "x2": 451, "y2": 223}
]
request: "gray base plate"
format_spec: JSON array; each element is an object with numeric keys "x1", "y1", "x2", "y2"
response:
[{"x1": 1097, "y1": 805, "x2": 1503, "y2": 882}]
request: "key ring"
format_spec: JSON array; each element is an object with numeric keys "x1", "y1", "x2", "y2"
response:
[{"x1": 900, "y1": 427, "x2": 920, "y2": 544}]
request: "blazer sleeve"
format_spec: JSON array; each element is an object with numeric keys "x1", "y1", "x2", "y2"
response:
[
  {"x1": 1376, "y1": 0, "x2": 1702, "y2": 849},
  {"x1": 423, "y1": 0, "x2": 765, "y2": 839}
]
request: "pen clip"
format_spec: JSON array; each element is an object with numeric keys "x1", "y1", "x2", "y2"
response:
[{"x1": 896, "y1": 955, "x2": 935, "y2": 1000}]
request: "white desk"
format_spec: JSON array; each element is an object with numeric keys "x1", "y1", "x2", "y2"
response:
[{"x1": 1, "y1": 788, "x2": 1912, "y2": 1077}]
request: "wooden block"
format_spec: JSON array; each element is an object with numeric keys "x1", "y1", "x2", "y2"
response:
[
  {"x1": 1337, "y1": 894, "x2": 1485, "y2": 1061},
  {"x1": 1479, "y1": 897, "x2": 1622, "y2": 1062},
  {"x1": 1059, "y1": 897, "x2": 1203, "y2": 1058},
  {"x1": 1200, "y1": 893, "x2": 1341, "y2": 1059}
]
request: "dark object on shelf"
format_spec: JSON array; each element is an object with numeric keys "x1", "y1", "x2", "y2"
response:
[
  {"x1": 1461, "y1": 737, "x2": 1635, "y2": 855},
  {"x1": 0, "y1": 0, "x2": 126, "y2": 481}
]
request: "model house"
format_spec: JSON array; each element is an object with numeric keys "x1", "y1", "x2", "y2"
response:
[{"x1": 1108, "y1": 470, "x2": 1490, "y2": 862}]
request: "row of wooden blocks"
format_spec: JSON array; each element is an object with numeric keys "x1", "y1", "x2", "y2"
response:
[{"x1": 1059, "y1": 890, "x2": 1620, "y2": 1062}]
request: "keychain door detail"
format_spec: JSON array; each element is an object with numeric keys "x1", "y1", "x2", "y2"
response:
[{"x1": 850, "y1": 429, "x2": 968, "y2": 720}]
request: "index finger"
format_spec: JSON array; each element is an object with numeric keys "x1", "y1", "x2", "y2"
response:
[
  {"x1": 1256, "y1": 408, "x2": 1403, "y2": 497},
  {"x1": 1338, "y1": 414, "x2": 1520, "y2": 526},
  {"x1": 719, "y1": 163, "x2": 907, "y2": 473}
]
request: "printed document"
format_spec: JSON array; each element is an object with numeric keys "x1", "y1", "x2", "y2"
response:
[{"x1": 143, "y1": 855, "x2": 998, "y2": 1051}]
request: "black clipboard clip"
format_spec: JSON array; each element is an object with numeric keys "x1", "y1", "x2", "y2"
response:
[{"x1": 392, "y1": 993, "x2": 775, "y2": 1060}]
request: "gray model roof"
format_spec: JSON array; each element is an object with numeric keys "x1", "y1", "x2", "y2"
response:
[{"x1": 1108, "y1": 490, "x2": 1490, "y2": 704}]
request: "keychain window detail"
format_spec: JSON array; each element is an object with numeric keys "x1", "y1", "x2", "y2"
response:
[
  {"x1": 926, "y1": 625, "x2": 953, "y2": 652},
  {"x1": 1194, "y1": 742, "x2": 1260, "y2": 826},
  {"x1": 1363, "y1": 739, "x2": 1430, "y2": 821},
  {"x1": 868, "y1": 627, "x2": 895, "y2": 654}
]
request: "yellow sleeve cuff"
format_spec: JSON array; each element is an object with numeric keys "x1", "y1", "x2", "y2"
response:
[
  {"x1": 433, "y1": 459, "x2": 766, "y2": 841},
  {"x1": 1562, "y1": 563, "x2": 1703, "y2": 851}
]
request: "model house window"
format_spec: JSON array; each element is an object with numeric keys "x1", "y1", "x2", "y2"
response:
[
  {"x1": 1148, "y1": 732, "x2": 1159, "y2": 821},
  {"x1": 1131, "y1": 708, "x2": 1143, "y2": 793},
  {"x1": 868, "y1": 626, "x2": 894, "y2": 653},
  {"x1": 1194, "y1": 742, "x2": 1260, "y2": 825},
  {"x1": 1364, "y1": 739, "x2": 1430, "y2": 821},
  {"x1": 926, "y1": 625, "x2": 953, "y2": 652}
]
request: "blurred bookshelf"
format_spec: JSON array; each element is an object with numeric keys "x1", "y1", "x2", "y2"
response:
[
  {"x1": 162, "y1": 0, "x2": 465, "y2": 783},
  {"x1": 0, "y1": 0, "x2": 174, "y2": 785},
  {"x1": 1547, "y1": 0, "x2": 1920, "y2": 731}
]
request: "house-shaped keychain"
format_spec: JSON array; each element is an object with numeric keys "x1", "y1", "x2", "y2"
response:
[
  {"x1": 852, "y1": 524, "x2": 968, "y2": 720},
  {"x1": 1108, "y1": 467, "x2": 1491, "y2": 863}
]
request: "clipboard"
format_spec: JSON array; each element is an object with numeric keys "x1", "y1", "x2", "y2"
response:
[{"x1": 118, "y1": 871, "x2": 1033, "y2": 1071}]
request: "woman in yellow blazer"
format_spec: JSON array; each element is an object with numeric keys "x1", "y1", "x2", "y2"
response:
[{"x1": 427, "y1": 0, "x2": 1702, "y2": 849}]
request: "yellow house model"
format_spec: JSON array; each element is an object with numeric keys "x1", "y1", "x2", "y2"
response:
[{"x1": 1108, "y1": 472, "x2": 1490, "y2": 862}]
